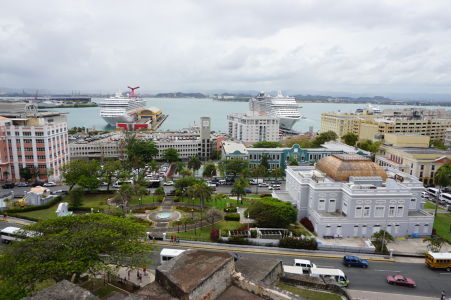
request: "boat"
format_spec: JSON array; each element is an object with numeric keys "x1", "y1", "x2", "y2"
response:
[
  {"x1": 249, "y1": 91, "x2": 302, "y2": 130},
  {"x1": 99, "y1": 86, "x2": 146, "y2": 126},
  {"x1": 355, "y1": 104, "x2": 381, "y2": 115}
]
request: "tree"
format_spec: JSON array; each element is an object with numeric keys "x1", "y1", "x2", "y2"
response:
[
  {"x1": 174, "y1": 161, "x2": 185, "y2": 174},
  {"x1": 188, "y1": 182, "x2": 212, "y2": 210},
  {"x1": 371, "y1": 230, "x2": 394, "y2": 253},
  {"x1": 430, "y1": 139, "x2": 447, "y2": 150},
  {"x1": 423, "y1": 236, "x2": 446, "y2": 253},
  {"x1": 312, "y1": 131, "x2": 338, "y2": 147},
  {"x1": 154, "y1": 187, "x2": 166, "y2": 198},
  {"x1": 271, "y1": 167, "x2": 283, "y2": 181},
  {"x1": 433, "y1": 163, "x2": 451, "y2": 223},
  {"x1": 252, "y1": 141, "x2": 283, "y2": 148},
  {"x1": 247, "y1": 197, "x2": 297, "y2": 228},
  {"x1": 252, "y1": 165, "x2": 267, "y2": 194},
  {"x1": 205, "y1": 207, "x2": 223, "y2": 225},
  {"x1": 114, "y1": 183, "x2": 147, "y2": 211},
  {"x1": 100, "y1": 160, "x2": 122, "y2": 192},
  {"x1": 231, "y1": 179, "x2": 248, "y2": 204},
  {"x1": 163, "y1": 148, "x2": 180, "y2": 163},
  {"x1": 260, "y1": 154, "x2": 270, "y2": 170},
  {"x1": 357, "y1": 139, "x2": 381, "y2": 153},
  {"x1": 202, "y1": 163, "x2": 217, "y2": 178},
  {"x1": 126, "y1": 135, "x2": 158, "y2": 170},
  {"x1": 221, "y1": 159, "x2": 249, "y2": 180},
  {"x1": 289, "y1": 156, "x2": 299, "y2": 166},
  {"x1": 174, "y1": 177, "x2": 201, "y2": 195},
  {"x1": 342, "y1": 133, "x2": 359, "y2": 146},
  {"x1": 61, "y1": 159, "x2": 101, "y2": 191},
  {"x1": 211, "y1": 149, "x2": 221, "y2": 160},
  {"x1": 188, "y1": 156, "x2": 201, "y2": 173},
  {"x1": 68, "y1": 186, "x2": 84, "y2": 209},
  {"x1": 19, "y1": 167, "x2": 33, "y2": 182},
  {"x1": 0, "y1": 214, "x2": 152, "y2": 295},
  {"x1": 179, "y1": 169, "x2": 192, "y2": 178}
]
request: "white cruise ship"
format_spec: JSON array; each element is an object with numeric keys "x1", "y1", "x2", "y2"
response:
[
  {"x1": 249, "y1": 91, "x2": 302, "y2": 130},
  {"x1": 355, "y1": 104, "x2": 381, "y2": 115},
  {"x1": 99, "y1": 87, "x2": 145, "y2": 126}
]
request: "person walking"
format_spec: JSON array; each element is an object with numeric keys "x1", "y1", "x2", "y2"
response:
[{"x1": 441, "y1": 290, "x2": 446, "y2": 300}]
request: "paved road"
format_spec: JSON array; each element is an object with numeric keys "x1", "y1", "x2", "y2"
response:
[{"x1": 150, "y1": 243, "x2": 450, "y2": 298}]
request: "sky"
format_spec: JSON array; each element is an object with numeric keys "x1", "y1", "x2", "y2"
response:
[{"x1": 1, "y1": 0, "x2": 451, "y2": 97}]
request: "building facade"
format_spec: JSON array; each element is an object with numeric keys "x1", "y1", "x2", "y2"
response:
[
  {"x1": 375, "y1": 134, "x2": 451, "y2": 185},
  {"x1": 227, "y1": 112, "x2": 280, "y2": 144},
  {"x1": 0, "y1": 102, "x2": 69, "y2": 182},
  {"x1": 445, "y1": 128, "x2": 451, "y2": 149},
  {"x1": 320, "y1": 112, "x2": 378, "y2": 138},
  {"x1": 278, "y1": 154, "x2": 433, "y2": 238}
]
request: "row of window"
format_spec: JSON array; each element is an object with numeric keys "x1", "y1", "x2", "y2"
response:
[{"x1": 355, "y1": 205, "x2": 404, "y2": 218}]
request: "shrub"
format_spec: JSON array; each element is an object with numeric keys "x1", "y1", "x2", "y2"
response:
[
  {"x1": 300, "y1": 217, "x2": 314, "y2": 233},
  {"x1": 7, "y1": 213, "x2": 39, "y2": 222},
  {"x1": 260, "y1": 194, "x2": 272, "y2": 198},
  {"x1": 224, "y1": 213, "x2": 240, "y2": 221},
  {"x1": 250, "y1": 230, "x2": 257, "y2": 238},
  {"x1": 247, "y1": 197, "x2": 297, "y2": 228},
  {"x1": 6, "y1": 196, "x2": 62, "y2": 213},
  {"x1": 279, "y1": 237, "x2": 318, "y2": 250},
  {"x1": 224, "y1": 206, "x2": 237, "y2": 213},
  {"x1": 226, "y1": 236, "x2": 253, "y2": 245},
  {"x1": 210, "y1": 228, "x2": 220, "y2": 242},
  {"x1": 175, "y1": 206, "x2": 200, "y2": 213},
  {"x1": 173, "y1": 196, "x2": 181, "y2": 203}
]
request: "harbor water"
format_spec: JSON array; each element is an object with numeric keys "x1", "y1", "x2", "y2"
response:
[{"x1": 53, "y1": 98, "x2": 446, "y2": 133}]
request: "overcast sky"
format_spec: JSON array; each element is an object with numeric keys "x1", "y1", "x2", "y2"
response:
[{"x1": 1, "y1": 0, "x2": 451, "y2": 96}]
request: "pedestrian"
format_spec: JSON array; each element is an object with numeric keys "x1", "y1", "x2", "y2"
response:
[
  {"x1": 441, "y1": 290, "x2": 446, "y2": 300},
  {"x1": 137, "y1": 270, "x2": 140, "y2": 279},
  {"x1": 127, "y1": 269, "x2": 130, "y2": 280},
  {"x1": 143, "y1": 266, "x2": 147, "y2": 275}
]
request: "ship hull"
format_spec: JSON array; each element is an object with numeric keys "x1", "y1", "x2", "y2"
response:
[
  {"x1": 279, "y1": 117, "x2": 300, "y2": 130},
  {"x1": 101, "y1": 115, "x2": 134, "y2": 127}
]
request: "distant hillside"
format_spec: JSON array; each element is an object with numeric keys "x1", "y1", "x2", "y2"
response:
[{"x1": 154, "y1": 92, "x2": 207, "y2": 98}]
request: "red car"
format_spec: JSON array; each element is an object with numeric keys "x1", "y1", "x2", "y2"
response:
[{"x1": 386, "y1": 274, "x2": 416, "y2": 287}]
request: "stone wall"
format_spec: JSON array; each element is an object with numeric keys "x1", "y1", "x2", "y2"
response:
[
  {"x1": 189, "y1": 259, "x2": 234, "y2": 300},
  {"x1": 281, "y1": 273, "x2": 351, "y2": 300},
  {"x1": 261, "y1": 261, "x2": 284, "y2": 286},
  {"x1": 232, "y1": 272, "x2": 305, "y2": 300}
]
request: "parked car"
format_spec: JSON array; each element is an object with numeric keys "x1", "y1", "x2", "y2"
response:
[
  {"x1": 343, "y1": 256, "x2": 368, "y2": 268},
  {"x1": 2, "y1": 183, "x2": 15, "y2": 189},
  {"x1": 386, "y1": 274, "x2": 416, "y2": 287},
  {"x1": 31, "y1": 181, "x2": 45, "y2": 187},
  {"x1": 245, "y1": 188, "x2": 252, "y2": 194},
  {"x1": 421, "y1": 192, "x2": 429, "y2": 198},
  {"x1": 43, "y1": 182, "x2": 56, "y2": 187},
  {"x1": 258, "y1": 182, "x2": 269, "y2": 187},
  {"x1": 268, "y1": 185, "x2": 281, "y2": 190},
  {"x1": 163, "y1": 181, "x2": 174, "y2": 186},
  {"x1": 51, "y1": 189, "x2": 63, "y2": 195},
  {"x1": 16, "y1": 182, "x2": 29, "y2": 187}
]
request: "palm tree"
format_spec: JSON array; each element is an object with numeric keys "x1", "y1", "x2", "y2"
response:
[
  {"x1": 231, "y1": 179, "x2": 248, "y2": 204},
  {"x1": 179, "y1": 169, "x2": 192, "y2": 178},
  {"x1": 188, "y1": 156, "x2": 201, "y2": 174},
  {"x1": 252, "y1": 165, "x2": 267, "y2": 195},
  {"x1": 433, "y1": 163, "x2": 451, "y2": 220},
  {"x1": 271, "y1": 167, "x2": 283, "y2": 182},
  {"x1": 189, "y1": 182, "x2": 212, "y2": 210}
]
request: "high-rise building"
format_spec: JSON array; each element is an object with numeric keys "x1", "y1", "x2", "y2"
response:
[
  {"x1": 320, "y1": 112, "x2": 378, "y2": 138},
  {"x1": 227, "y1": 112, "x2": 280, "y2": 144},
  {"x1": 0, "y1": 101, "x2": 69, "y2": 183}
]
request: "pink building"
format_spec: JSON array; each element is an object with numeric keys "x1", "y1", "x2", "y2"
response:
[{"x1": 0, "y1": 101, "x2": 69, "y2": 183}]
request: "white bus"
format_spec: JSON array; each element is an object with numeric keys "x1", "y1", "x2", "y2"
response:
[
  {"x1": 309, "y1": 267, "x2": 349, "y2": 287},
  {"x1": 0, "y1": 226, "x2": 40, "y2": 243},
  {"x1": 427, "y1": 187, "x2": 440, "y2": 197},
  {"x1": 160, "y1": 248, "x2": 185, "y2": 264},
  {"x1": 439, "y1": 193, "x2": 451, "y2": 204}
]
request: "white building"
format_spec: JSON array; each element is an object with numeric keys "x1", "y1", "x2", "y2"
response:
[
  {"x1": 445, "y1": 128, "x2": 451, "y2": 148},
  {"x1": 275, "y1": 154, "x2": 433, "y2": 238},
  {"x1": 227, "y1": 112, "x2": 279, "y2": 144}
]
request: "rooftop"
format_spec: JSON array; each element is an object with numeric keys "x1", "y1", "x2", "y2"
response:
[
  {"x1": 316, "y1": 154, "x2": 387, "y2": 182},
  {"x1": 222, "y1": 141, "x2": 248, "y2": 154}
]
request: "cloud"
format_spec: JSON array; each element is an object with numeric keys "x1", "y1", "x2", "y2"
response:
[{"x1": 1, "y1": 0, "x2": 451, "y2": 95}]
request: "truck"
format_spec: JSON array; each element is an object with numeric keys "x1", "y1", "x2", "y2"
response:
[
  {"x1": 309, "y1": 267, "x2": 349, "y2": 287},
  {"x1": 249, "y1": 178, "x2": 264, "y2": 185}
]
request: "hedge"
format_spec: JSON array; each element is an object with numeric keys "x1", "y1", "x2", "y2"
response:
[
  {"x1": 226, "y1": 236, "x2": 254, "y2": 245},
  {"x1": 224, "y1": 213, "x2": 240, "y2": 221},
  {"x1": 278, "y1": 237, "x2": 318, "y2": 250},
  {"x1": 5, "y1": 196, "x2": 62, "y2": 213},
  {"x1": 7, "y1": 213, "x2": 39, "y2": 222},
  {"x1": 224, "y1": 206, "x2": 237, "y2": 213}
]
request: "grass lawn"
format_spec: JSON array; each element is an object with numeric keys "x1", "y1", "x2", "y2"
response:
[
  {"x1": 173, "y1": 221, "x2": 242, "y2": 242},
  {"x1": 424, "y1": 201, "x2": 444, "y2": 210},
  {"x1": 277, "y1": 283, "x2": 342, "y2": 300},
  {"x1": 129, "y1": 195, "x2": 160, "y2": 206},
  {"x1": 14, "y1": 203, "x2": 60, "y2": 220},
  {"x1": 177, "y1": 197, "x2": 253, "y2": 210},
  {"x1": 434, "y1": 213, "x2": 451, "y2": 242}
]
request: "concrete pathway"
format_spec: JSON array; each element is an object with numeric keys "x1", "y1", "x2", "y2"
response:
[
  {"x1": 349, "y1": 289, "x2": 439, "y2": 300},
  {"x1": 115, "y1": 267, "x2": 155, "y2": 288},
  {"x1": 0, "y1": 215, "x2": 35, "y2": 225}
]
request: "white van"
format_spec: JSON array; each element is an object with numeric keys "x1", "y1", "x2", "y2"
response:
[
  {"x1": 310, "y1": 267, "x2": 349, "y2": 287},
  {"x1": 160, "y1": 248, "x2": 185, "y2": 264},
  {"x1": 439, "y1": 193, "x2": 451, "y2": 204},
  {"x1": 294, "y1": 259, "x2": 317, "y2": 273},
  {"x1": 249, "y1": 178, "x2": 263, "y2": 185},
  {"x1": 427, "y1": 187, "x2": 439, "y2": 197}
]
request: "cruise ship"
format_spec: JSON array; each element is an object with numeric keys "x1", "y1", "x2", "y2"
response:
[
  {"x1": 355, "y1": 104, "x2": 382, "y2": 115},
  {"x1": 99, "y1": 87, "x2": 145, "y2": 126},
  {"x1": 249, "y1": 91, "x2": 302, "y2": 130}
]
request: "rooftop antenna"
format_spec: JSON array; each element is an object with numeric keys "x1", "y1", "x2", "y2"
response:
[{"x1": 127, "y1": 86, "x2": 140, "y2": 98}]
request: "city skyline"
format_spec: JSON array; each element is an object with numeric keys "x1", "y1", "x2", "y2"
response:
[{"x1": 1, "y1": 1, "x2": 451, "y2": 98}]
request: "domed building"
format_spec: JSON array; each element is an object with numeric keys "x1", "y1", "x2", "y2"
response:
[{"x1": 278, "y1": 154, "x2": 433, "y2": 238}]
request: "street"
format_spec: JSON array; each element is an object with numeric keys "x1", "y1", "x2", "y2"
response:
[{"x1": 149, "y1": 243, "x2": 450, "y2": 298}]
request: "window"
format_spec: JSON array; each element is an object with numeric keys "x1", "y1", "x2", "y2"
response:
[
  {"x1": 318, "y1": 199, "x2": 325, "y2": 210},
  {"x1": 363, "y1": 206, "x2": 371, "y2": 217},
  {"x1": 423, "y1": 224, "x2": 429, "y2": 234},
  {"x1": 396, "y1": 206, "x2": 404, "y2": 217},
  {"x1": 342, "y1": 201, "x2": 348, "y2": 215},
  {"x1": 374, "y1": 206, "x2": 385, "y2": 217},
  {"x1": 355, "y1": 206, "x2": 362, "y2": 218},
  {"x1": 409, "y1": 199, "x2": 416, "y2": 209},
  {"x1": 36, "y1": 139, "x2": 44, "y2": 143},
  {"x1": 389, "y1": 206, "x2": 395, "y2": 217},
  {"x1": 35, "y1": 132, "x2": 44, "y2": 136},
  {"x1": 23, "y1": 132, "x2": 31, "y2": 136},
  {"x1": 24, "y1": 139, "x2": 32, "y2": 143},
  {"x1": 420, "y1": 165, "x2": 424, "y2": 170}
]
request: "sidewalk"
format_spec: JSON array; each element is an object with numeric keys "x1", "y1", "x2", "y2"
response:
[
  {"x1": 0, "y1": 215, "x2": 35, "y2": 226},
  {"x1": 115, "y1": 266, "x2": 154, "y2": 287},
  {"x1": 349, "y1": 289, "x2": 438, "y2": 300}
]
